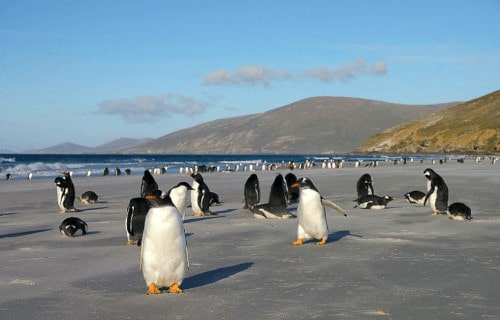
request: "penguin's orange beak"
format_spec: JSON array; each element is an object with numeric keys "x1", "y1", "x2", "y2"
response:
[
  {"x1": 291, "y1": 182, "x2": 299, "y2": 188},
  {"x1": 146, "y1": 195, "x2": 156, "y2": 200}
]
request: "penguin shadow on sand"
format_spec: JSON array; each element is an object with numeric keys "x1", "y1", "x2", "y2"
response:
[
  {"x1": 0, "y1": 228, "x2": 52, "y2": 239},
  {"x1": 183, "y1": 215, "x2": 225, "y2": 224},
  {"x1": 182, "y1": 262, "x2": 253, "y2": 290},
  {"x1": 326, "y1": 230, "x2": 362, "y2": 244}
]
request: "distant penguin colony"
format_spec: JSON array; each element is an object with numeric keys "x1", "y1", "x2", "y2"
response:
[
  {"x1": 423, "y1": 168, "x2": 449, "y2": 215},
  {"x1": 291, "y1": 177, "x2": 346, "y2": 245},
  {"x1": 54, "y1": 171, "x2": 79, "y2": 213},
  {"x1": 59, "y1": 217, "x2": 88, "y2": 237},
  {"x1": 140, "y1": 195, "x2": 188, "y2": 294}
]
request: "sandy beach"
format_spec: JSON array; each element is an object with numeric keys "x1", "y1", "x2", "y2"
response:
[{"x1": 1, "y1": 159, "x2": 499, "y2": 319}]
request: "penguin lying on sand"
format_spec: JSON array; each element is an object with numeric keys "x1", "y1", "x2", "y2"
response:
[
  {"x1": 447, "y1": 202, "x2": 473, "y2": 221},
  {"x1": 78, "y1": 191, "x2": 99, "y2": 204},
  {"x1": 59, "y1": 217, "x2": 88, "y2": 237},
  {"x1": 291, "y1": 177, "x2": 347, "y2": 245},
  {"x1": 404, "y1": 190, "x2": 426, "y2": 205},
  {"x1": 354, "y1": 195, "x2": 397, "y2": 209},
  {"x1": 423, "y1": 168, "x2": 449, "y2": 215},
  {"x1": 250, "y1": 173, "x2": 295, "y2": 219},
  {"x1": 140, "y1": 195, "x2": 188, "y2": 294}
]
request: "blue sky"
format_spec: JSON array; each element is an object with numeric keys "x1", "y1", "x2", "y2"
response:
[{"x1": 1, "y1": 0, "x2": 499, "y2": 152}]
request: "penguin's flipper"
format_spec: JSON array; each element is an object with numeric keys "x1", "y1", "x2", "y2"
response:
[{"x1": 322, "y1": 198, "x2": 347, "y2": 217}]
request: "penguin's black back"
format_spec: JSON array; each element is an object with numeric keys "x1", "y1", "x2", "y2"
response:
[
  {"x1": 244, "y1": 174, "x2": 260, "y2": 208},
  {"x1": 268, "y1": 174, "x2": 287, "y2": 208},
  {"x1": 59, "y1": 217, "x2": 88, "y2": 237}
]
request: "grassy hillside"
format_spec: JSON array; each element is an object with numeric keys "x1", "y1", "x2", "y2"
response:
[
  {"x1": 358, "y1": 90, "x2": 500, "y2": 154},
  {"x1": 125, "y1": 97, "x2": 455, "y2": 154}
]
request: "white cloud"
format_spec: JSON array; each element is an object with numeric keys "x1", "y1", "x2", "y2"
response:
[
  {"x1": 98, "y1": 93, "x2": 209, "y2": 123},
  {"x1": 204, "y1": 60, "x2": 387, "y2": 86}
]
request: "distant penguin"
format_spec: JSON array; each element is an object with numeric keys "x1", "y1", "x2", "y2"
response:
[
  {"x1": 78, "y1": 191, "x2": 99, "y2": 204},
  {"x1": 447, "y1": 202, "x2": 473, "y2": 221},
  {"x1": 59, "y1": 217, "x2": 88, "y2": 237},
  {"x1": 354, "y1": 195, "x2": 397, "y2": 209},
  {"x1": 141, "y1": 170, "x2": 159, "y2": 198},
  {"x1": 285, "y1": 172, "x2": 299, "y2": 203},
  {"x1": 140, "y1": 195, "x2": 188, "y2": 294},
  {"x1": 103, "y1": 167, "x2": 109, "y2": 176},
  {"x1": 356, "y1": 174, "x2": 374, "y2": 198},
  {"x1": 54, "y1": 172, "x2": 79, "y2": 213},
  {"x1": 291, "y1": 177, "x2": 347, "y2": 245},
  {"x1": 125, "y1": 196, "x2": 153, "y2": 245},
  {"x1": 243, "y1": 173, "x2": 260, "y2": 209},
  {"x1": 28, "y1": 172, "x2": 33, "y2": 180},
  {"x1": 6, "y1": 173, "x2": 11, "y2": 180},
  {"x1": 125, "y1": 169, "x2": 132, "y2": 175},
  {"x1": 423, "y1": 168, "x2": 449, "y2": 215},
  {"x1": 167, "y1": 182, "x2": 194, "y2": 220},
  {"x1": 115, "y1": 167, "x2": 121, "y2": 176},
  {"x1": 189, "y1": 173, "x2": 213, "y2": 216},
  {"x1": 404, "y1": 190, "x2": 426, "y2": 205}
]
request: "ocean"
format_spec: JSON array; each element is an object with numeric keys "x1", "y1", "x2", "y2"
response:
[{"x1": 0, "y1": 153, "x2": 436, "y2": 180}]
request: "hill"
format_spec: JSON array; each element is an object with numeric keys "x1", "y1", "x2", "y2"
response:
[
  {"x1": 24, "y1": 138, "x2": 153, "y2": 154},
  {"x1": 358, "y1": 90, "x2": 500, "y2": 154},
  {"x1": 124, "y1": 97, "x2": 456, "y2": 154}
]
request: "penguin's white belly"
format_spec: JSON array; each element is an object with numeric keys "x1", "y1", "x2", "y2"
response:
[
  {"x1": 141, "y1": 209, "x2": 187, "y2": 287},
  {"x1": 171, "y1": 189, "x2": 188, "y2": 218},
  {"x1": 190, "y1": 182, "x2": 201, "y2": 213},
  {"x1": 56, "y1": 187, "x2": 65, "y2": 211},
  {"x1": 297, "y1": 192, "x2": 328, "y2": 240},
  {"x1": 429, "y1": 188, "x2": 438, "y2": 211}
]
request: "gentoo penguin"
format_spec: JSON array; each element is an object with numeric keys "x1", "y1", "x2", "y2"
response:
[
  {"x1": 404, "y1": 190, "x2": 426, "y2": 205},
  {"x1": 140, "y1": 195, "x2": 188, "y2": 294},
  {"x1": 243, "y1": 173, "x2": 260, "y2": 209},
  {"x1": 356, "y1": 174, "x2": 374, "y2": 198},
  {"x1": 54, "y1": 172, "x2": 79, "y2": 213},
  {"x1": 78, "y1": 191, "x2": 99, "y2": 204},
  {"x1": 423, "y1": 168, "x2": 449, "y2": 215},
  {"x1": 141, "y1": 170, "x2": 159, "y2": 198},
  {"x1": 167, "y1": 182, "x2": 194, "y2": 220},
  {"x1": 285, "y1": 172, "x2": 299, "y2": 203},
  {"x1": 291, "y1": 177, "x2": 347, "y2": 245},
  {"x1": 125, "y1": 196, "x2": 154, "y2": 246},
  {"x1": 103, "y1": 167, "x2": 109, "y2": 176},
  {"x1": 249, "y1": 173, "x2": 295, "y2": 219},
  {"x1": 188, "y1": 173, "x2": 213, "y2": 216},
  {"x1": 447, "y1": 202, "x2": 473, "y2": 221},
  {"x1": 354, "y1": 195, "x2": 397, "y2": 209},
  {"x1": 59, "y1": 217, "x2": 88, "y2": 237}
]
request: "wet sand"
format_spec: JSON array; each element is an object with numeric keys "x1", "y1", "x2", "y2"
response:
[{"x1": 1, "y1": 160, "x2": 499, "y2": 319}]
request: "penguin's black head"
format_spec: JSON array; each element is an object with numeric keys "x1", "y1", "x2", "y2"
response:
[
  {"x1": 423, "y1": 168, "x2": 437, "y2": 180},
  {"x1": 189, "y1": 173, "x2": 204, "y2": 182},
  {"x1": 361, "y1": 173, "x2": 372, "y2": 184},
  {"x1": 293, "y1": 177, "x2": 315, "y2": 190},
  {"x1": 54, "y1": 176, "x2": 66, "y2": 187},
  {"x1": 174, "y1": 181, "x2": 194, "y2": 190},
  {"x1": 146, "y1": 194, "x2": 174, "y2": 207}
]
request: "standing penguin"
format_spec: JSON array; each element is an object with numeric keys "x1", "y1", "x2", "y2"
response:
[
  {"x1": 141, "y1": 170, "x2": 159, "y2": 198},
  {"x1": 189, "y1": 173, "x2": 213, "y2": 216},
  {"x1": 423, "y1": 168, "x2": 449, "y2": 215},
  {"x1": 243, "y1": 173, "x2": 260, "y2": 209},
  {"x1": 125, "y1": 197, "x2": 152, "y2": 245},
  {"x1": 285, "y1": 172, "x2": 299, "y2": 203},
  {"x1": 167, "y1": 182, "x2": 194, "y2": 220},
  {"x1": 140, "y1": 195, "x2": 188, "y2": 294},
  {"x1": 54, "y1": 171, "x2": 79, "y2": 213},
  {"x1": 291, "y1": 177, "x2": 347, "y2": 245},
  {"x1": 356, "y1": 174, "x2": 374, "y2": 198},
  {"x1": 59, "y1": 217, "x2": 88, "y2": 237}
]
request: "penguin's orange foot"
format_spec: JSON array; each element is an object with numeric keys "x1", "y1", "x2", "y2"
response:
[
  {"x1": 59, "y1": 210, "x2": 66, "y2": 214},
  {"x1": 291, "y1": 238, "x2": 303, "y2": 246},
  {"x1": 168, "y1": 283, "x2": 183, "y2": 293},
  {"x1": 193, "y1": 212, "x2": 203, "y2": 217},
  {"x1": 429, "y1": 211, "x2": 441, "y2": 216},
  {"x1": 124, "y1": 240, "x2": 135, "y2": 246},
  {"x1": 316, "y1": 238, "x2": 327, "y2": 245},
  {"x1": 146, "y1": 283, "x2": 160, "y2": 295}
]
